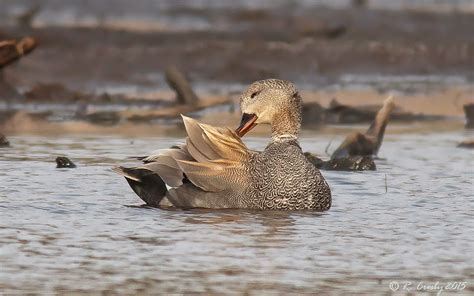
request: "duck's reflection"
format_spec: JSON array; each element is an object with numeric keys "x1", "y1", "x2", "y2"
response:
[{"x1": 180, "y1": 209, "x2": 324, "y2": 247}]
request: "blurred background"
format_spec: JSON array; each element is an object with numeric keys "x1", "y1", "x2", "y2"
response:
[{"x1": 0, "y1": 0, "x2": 473, "y2": 135}]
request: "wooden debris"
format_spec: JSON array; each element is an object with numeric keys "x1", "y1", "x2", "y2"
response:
[
  {"x1": 0, "y1": 37, "x2": 37, "y2": 69},
  {"x1": 124, "y1": 95, "x2": 229, "y2": 123},
  {"x1": 464, "y1": 104, "x2": 474, "y2": 129},
  {"x1": 0, "y1": 37, "x2": 37, "y2": 99},
  {"x1": 457, "y1": 139, "x2": 474, "y2": 149},
  {"x1": 305, "y1": 152, "x2": 376, "y2": 171},
  {"x1": 331, "y1": 95, "x2": 395, "y2": 159},
  {"x1": 16, "y1": 5, "x2": 41, "y2": 28},
  {"x1": 165, "y1": 66, "x2": 199, "y2": 105},
  {"x1": 0, "y1": 133, "x2": 10, "y2": 147}
]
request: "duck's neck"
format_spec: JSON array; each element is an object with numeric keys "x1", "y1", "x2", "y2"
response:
[{"x1": 271, "y1": 108, "x2": 301, "y2": 142}]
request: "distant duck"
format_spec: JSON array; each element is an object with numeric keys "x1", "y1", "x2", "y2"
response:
[{"x1": 114, "y1": 79, "x2": 331, "y2": 210}]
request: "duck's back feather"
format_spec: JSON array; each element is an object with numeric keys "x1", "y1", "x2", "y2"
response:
[{"x1": 125, "y1": 115, "x2": 252, "y2": 195}]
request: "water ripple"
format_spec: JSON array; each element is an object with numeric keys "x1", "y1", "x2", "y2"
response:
[{"x1": 0, "y1": 132, "x2": 473, "y2": 294}]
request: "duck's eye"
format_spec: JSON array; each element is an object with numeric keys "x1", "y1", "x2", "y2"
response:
[{"x1": 250, "y1": 91, "x2": 260, "y2": 99}]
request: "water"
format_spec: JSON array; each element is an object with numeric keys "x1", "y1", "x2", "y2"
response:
[{"x1": 0, "y1": 131, "x2": 473, "y2": 294}]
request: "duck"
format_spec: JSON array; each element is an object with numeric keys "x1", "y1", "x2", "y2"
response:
[{"x1": 113, "y1": 79, "x2": 331, "y2": 211}]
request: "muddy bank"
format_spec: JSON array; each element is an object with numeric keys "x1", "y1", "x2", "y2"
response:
[
  {"x1": 1, "y1": 85, "x2": 468, "y2": 128},
  {"x1": 0, "y1": 82, "x2": 471, "y2": 134}
]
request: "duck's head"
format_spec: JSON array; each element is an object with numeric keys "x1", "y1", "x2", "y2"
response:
[{"x1": 236, "y1": 79, "x2": 302, "y2": 139}]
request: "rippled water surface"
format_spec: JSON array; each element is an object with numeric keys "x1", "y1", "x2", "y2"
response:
[{"x1": 0, "y1": 131, "x2": 473, "y2": 294}]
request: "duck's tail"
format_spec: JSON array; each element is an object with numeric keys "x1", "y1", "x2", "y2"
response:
[{"x1": 112, "y1": 166, "x2": 168, "y2": 207}]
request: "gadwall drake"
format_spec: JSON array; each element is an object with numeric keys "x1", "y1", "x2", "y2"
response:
[{"x1": 114, "y1": 79, "x2": 331, "y2": 210}]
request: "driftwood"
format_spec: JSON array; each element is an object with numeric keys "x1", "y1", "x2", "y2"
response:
[
  {"x1": 464, "y1": 104, "x2": 474, "y2": 129},
  {"x1": 0, "y1": 37, "x2": 37, "y2": 99},
  {"x1": 165, "y1": 66, "x2": 199, "y2": 105},
  {"x1": 331, "y1": 95, "x2": 395, "y2": 159},
  {"x1": 301, "y1": 97, "x2": 442, "y2": 126},
  {"x1": 16, "y1": 5, "x2": 41, "y2": 28},
  {"x1": 124, "y1": 95, "x2": 229, "y2": 123},
  {"x1": 0, "y1": 37, "x2": 37, "y2": 69},
  {"x1": 0, "y1": 133, "x2": 10, "y2": 147},
  {"x1": 305, "y1": 152, "x2": 375, "y2": 171},
  {"x1": 457, "y1": 139, "x2": 474, "y2": 149}
]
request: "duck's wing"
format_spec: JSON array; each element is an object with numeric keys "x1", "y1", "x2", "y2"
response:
[
  {"x1": 131, "y1": 115, "x2": 253, "y2": 191},
  {"x1": 137, "y1": 144, "x2": 193, "y2": 187},
  {"x1": 174, "y1": 115, "x2": 253, "y2": 192},
  {"x1": 166, "y1": 183, "x2": 240, "y2": 209}
]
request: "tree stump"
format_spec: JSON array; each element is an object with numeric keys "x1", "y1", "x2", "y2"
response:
[{"x1": 165, "y1": 66, "x2": 199, "y2": 106}]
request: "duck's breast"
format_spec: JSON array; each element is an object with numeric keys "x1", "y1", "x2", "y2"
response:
[{"x1": 246, "y1": 141, "x2": 329, "y2": 210}]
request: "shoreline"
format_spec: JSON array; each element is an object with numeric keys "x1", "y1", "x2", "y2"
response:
[{"x1": 1, "y1": 85, "x2": 472, "y2": 135}]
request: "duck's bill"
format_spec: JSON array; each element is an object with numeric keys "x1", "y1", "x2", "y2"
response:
[{"x1": 235, "y1": 113, "x2": 258, "y2": 137}]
